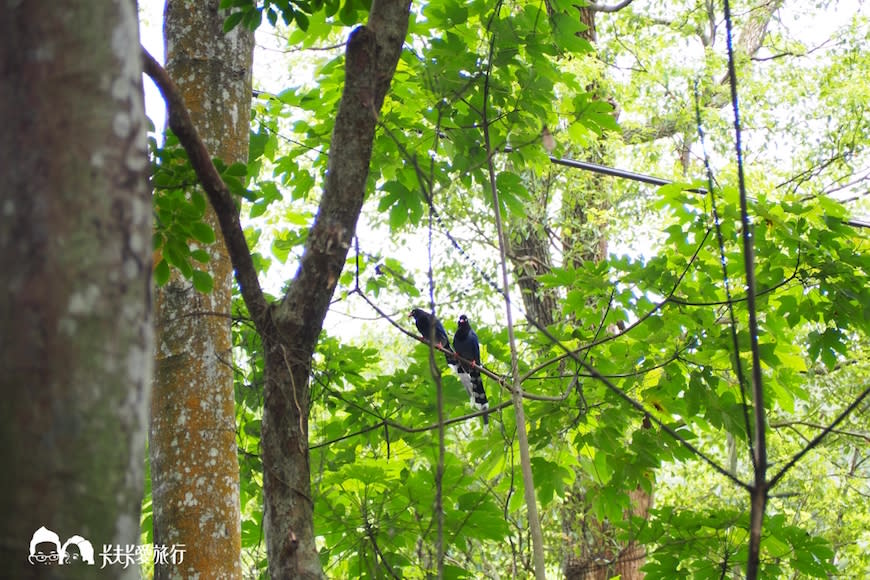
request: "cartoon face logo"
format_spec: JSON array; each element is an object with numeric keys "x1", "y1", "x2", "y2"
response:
[
  {"x1": 61, "y1": 535, "x2": 95, "y2": 565},
  {"x1": 28, "y1": 527, "x2": 61, "y2": 565},
  {"x1": 28, "y1": 527, "x2": 94, "y2": 566}
]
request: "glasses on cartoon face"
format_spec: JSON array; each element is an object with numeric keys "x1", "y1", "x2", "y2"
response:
[{"x1": 29, "y1": 544, "x2": 60, "y2": 564}]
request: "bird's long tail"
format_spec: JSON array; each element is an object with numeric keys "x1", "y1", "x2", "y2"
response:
[{"x1": 458, "y1": 369, "x2": 489, "y2": 425}]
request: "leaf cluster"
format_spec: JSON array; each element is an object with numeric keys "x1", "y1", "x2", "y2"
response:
[
  {"x1": 220, "y1": 0, "x2": 371, "y2": 33},
  {"x1": 149, "y1": 0, "x2": 870, "y2": 576},
  {"x1": 150, "y1": 132, "x2": 217, "y2": 292}
]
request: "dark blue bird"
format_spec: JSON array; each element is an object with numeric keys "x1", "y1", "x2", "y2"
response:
[
  {"x1": 409, "y1": 308, "x2": 455, "y2": 365},
  {"x1": 453, "y1": 314, "x2": 489, "y2": 425}
]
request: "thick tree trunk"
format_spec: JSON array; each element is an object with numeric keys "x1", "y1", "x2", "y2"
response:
[
  {"x1": 512, "y1": 230, "x2": 559, "y2": 326},
  {"x1": 509, "y1": 175, "x2": 560, "y2": 328},
  {"x1": 0, "y1": 2, "x2": 152, "y2": 579},
  {"x1": 563, "y1": 488, "x2": 652, "y2": 580},
  {"x1": 150, "y1": 1, "x2": 253, "y2": 579},
  {"x1": 144, "y1": 2, "x2": 411, "y2": 576},
  {"x1": 261, "y1": 2, "x2": 411, "y2": 577}
]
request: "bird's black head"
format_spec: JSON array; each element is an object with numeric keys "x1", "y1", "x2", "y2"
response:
[
  {"x1": 458, "y1": 314, "x2": 470, "y2": 327},
  {"x1": 410, "y1": 308, "x2": 422, "y2": 320}
]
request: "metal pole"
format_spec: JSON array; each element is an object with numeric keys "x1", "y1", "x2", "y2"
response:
[{"x1": 501, "y1": 146, "x2": 870, "y2": 229}]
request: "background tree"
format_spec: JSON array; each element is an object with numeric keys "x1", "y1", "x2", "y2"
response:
[
  {"x1": 149, "y1": 1, "x2": 253, "y2": 577},
  {"x1": 145, "y1": 0, "x2": 412, "y2": 575},
  {"x1": 0, "y1": 2, "x2": 152, "y2": 578},
  {"x1": 505, "y1": 2, "x2": 786, "y2": 578},
  {"x1": 288, "y1": 1, "x2": 868, "y2": 577}
]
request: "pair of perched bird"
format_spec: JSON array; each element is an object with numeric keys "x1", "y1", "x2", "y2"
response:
[{"x1": 409, "y1": 308, "x2": 489, "y2": 425}]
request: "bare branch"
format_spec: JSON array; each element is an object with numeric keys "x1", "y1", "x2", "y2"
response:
[
  {"x1": 587, "y1": 0, "x2": 634, "y2": 13},
  {"x1": 769, "y1": 384, "x2": 870, "y2": 488},
  {"x1": 142, "y1": 48, "x2": 271, "y2": 335},
  {"x1": 770, "y1": 420, "x2": 870, "y2": 444},
  {"x1": 482, "y1": 6, "x2": 547, "y2": 576}
]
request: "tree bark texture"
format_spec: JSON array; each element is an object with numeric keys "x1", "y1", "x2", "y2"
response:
[
  {"x1": 511, "y1": 7, "x2": 652, "y2": 578},
  {"x1": 146, "y1": 1, "x2": 411, "y2": 575},
  {"x1": 150, "y1": 1, "x2": 253, "y2": 578},
  {"x1": 512, "y1": 229, "x2": 559, "y2": 327},
  {"x1": 0, "y1": 2, "x2": 152, "y2": 579},
  {"x1": 563, "y1": 488, "x2": 652, "y2": 580},
  {"x1": 566, "y1": 8, "x2": 652, "y2": 578},
  {"x1": 509, "y1": 174, "x2": 559, "y2": 328},
  {"x1": 262, "y1": 1, "x2": 410, "y2": 577}
]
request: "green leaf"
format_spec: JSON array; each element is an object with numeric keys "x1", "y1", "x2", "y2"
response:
[
  {"x1": 223, "y1": 10, "x2": 244, "y2": 33},
  {"x1": 531, "y1": 457, "x2": 571, "y2": 506},
  {"x1": 249, "y1": 129, "x2": 269, "y2": 161},
  {"x1": 189, "y1": 222, "x2": 216, "y2": 244},
  {"x1": 154, "y1": 259, "x2": 170, "y2": 286},
  {"x1": 164, "y1": 237, "x2": 190, "y2": 264},
  {"x1": 249, "y1": 200, "x2": 268, "y2": 219},
  {"x1": 223, "y1": 161, "x2": 248, "y2": 177},
  {"x1": 294, "y1": 10, "x2": 309, "y2": 31},
  {"x1": 192, "y1": 270, "x2": 214, "y2": 294},
  {"x1": 389, "y1": 200, "x2": 408, "y2": 230},
  {"x1": 191, "y1": 248, "x2": 211, "y2": 264},
  {"x1": 817, "y1": 195, "x2": 847, "y2": 219},
  {"x1": 551, "y1": 12, "x2": 593, "y2": 53},
  {"x1": 190, "y1": 191, "x2": 207, "y2": 215}
]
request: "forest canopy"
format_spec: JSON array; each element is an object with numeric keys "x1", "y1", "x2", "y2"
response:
[{"x1": 150, "y1": 0, "x2": 870, "y2": 577}]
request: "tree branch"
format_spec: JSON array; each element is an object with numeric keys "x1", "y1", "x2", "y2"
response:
[
  {"x1": 482, "y1": 7, "x2": 547, "y2": 576},
  {"x1": 526, "y1": 314, "x2": 750, "y2": 492},
  {"x1": 619, "y1": 0, "x2": 782, "y2": 146},
  {"x1": 769, "y1": 420, "x2": 870, "y2": 444},
  {"x1": 769, "y1": 384, "x2": 870, "y2": 489},
  {"x1": 587, "y1": 0, "x2": 634, "y2": 13},
  {"x1": 272, "y1": 1, "x2": 411, "y2": 355},
  {"x1": 142, "y1": 48, "x2": 271, "y2": 335}
]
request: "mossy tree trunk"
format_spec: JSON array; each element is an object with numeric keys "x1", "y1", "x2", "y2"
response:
[
  {"x1": 144, "y1": 0, "x2": 412, "y2": 576},
  {"x1": 0, "y1": 2, "x2": 152, "y2": 578},
  {"x1": 150, "y1": 1, "x2": 253, "y2": 578}
]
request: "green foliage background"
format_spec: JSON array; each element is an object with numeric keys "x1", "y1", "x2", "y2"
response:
[{"x1": 143, "y1": 0, "x2": 870, "y2": 577}]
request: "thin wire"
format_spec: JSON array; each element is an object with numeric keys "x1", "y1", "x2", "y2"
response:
[{"x1": 500, "y1": 147, "x2": 870, "y2": 229}]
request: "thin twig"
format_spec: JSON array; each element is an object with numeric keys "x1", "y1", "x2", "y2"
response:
[
  {"x1": 693, "y1": 80, "x2": 756, "y2": 472},
  {"x1": 722, "y1": 2, "x2": 767, "y2": 576},
  {"x1": 481, "y1": 4, "x2": 547, "y2": 576},
  {"x1": 525, "y1": 315, "x2": 750, "y2": 491},
  {"x1": 769, "y1": 385, "x2": 870, "y2": 488}
]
